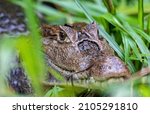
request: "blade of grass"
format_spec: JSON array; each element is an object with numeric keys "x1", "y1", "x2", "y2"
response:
[
  {"x1": 24, "y1": 0, "x2": 45, "y2": 96},
  {"x1": 0, "y1": 38, "x2": 16, "y2": 95},
  {"x1": 13, "y1": 0, "x2": 46, "y2": 96},
  {"x1": 134, "y1": 27, "x2": 150, "y2": 43},
  {"x1": 102, "y1": 0, "x2": 116, "y2": 15},
  {"x1": 102, "y1": 0, "x2": 116, "y2": 34},
  {"x1": 147, "y1": 15, "x2": 150, "y2": 35},
  {"x1": 138, "y1": 0, "x2": 144, "y2": 30},
  {"x1": 48, "y1": 67, "x2": 65, "y2": 81},
  {"x1": 122, "y1": 33, "x2": 131, "y2": 64},
  {"x1": 45, "y1": 85, "x2": 64, "y2": 97},
  {"x1": 138, "y1": 0, "x2": 145, "y2": 69},
  {"x1": 42, "y1": 0, "x2": 106, "y2": 16},
  {"x1": 128, "y1": 38, "x2": 142, "y2": 62},
  {"x1": 75, "y1": 0, "x2": 94, "y2": 22},
  {"x1": 36, "y1": 3, "x2": 66, "y2": 18},
  {"x1": 122, "y1": 22, "x2": 150, "y2": 63}
]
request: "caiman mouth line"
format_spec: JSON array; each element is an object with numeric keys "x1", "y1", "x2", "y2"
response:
[{"x1": 42, "y1": 76, "x2": 127, "y2": 91}]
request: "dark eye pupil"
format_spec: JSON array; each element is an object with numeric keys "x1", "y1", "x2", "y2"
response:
[{"x1": 59, "y1": 31, "x2": 66, "y2": 41}]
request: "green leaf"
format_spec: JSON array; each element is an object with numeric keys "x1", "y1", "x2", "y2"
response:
[
  {"x1": 128, "y1": 38, "x2": 142, "y2": 62},
  {"x1": 48, "y1": 67, "x2": 65, "y2": 81},
  {"x1": 13, "y1": 0, "x2": 46, "y2": 96},
  {"x1": 45, "y1": 86, "x2": 64, "y2": 97},
  {"x1": 122, "y1": 33, "x2": 131, "y2": 63},
  {"x1": 134, "y1": 27, "x2": 150, "y2": 43},
  {"x1": 122, "y1": 22, "x2": 150, "y2": 64},
  {"x1": 138, "y1": 0, "x2": 144, "y2": 30},
  {"x1": 138, "y1": 84, "x2": 150, "y2": 97}
]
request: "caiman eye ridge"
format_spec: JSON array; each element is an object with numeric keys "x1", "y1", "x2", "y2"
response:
[{"x1": 78, "y1": 40, "x2": 100, "y2": 52}]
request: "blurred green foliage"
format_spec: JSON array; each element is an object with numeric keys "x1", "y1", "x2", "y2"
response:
[{"x1": 0, "y1": 0, "x2": 150, "y2": 96}]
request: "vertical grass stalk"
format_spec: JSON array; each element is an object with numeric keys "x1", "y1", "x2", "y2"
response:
[
  {"x1": 135, "y1": 0, "x2": 144, "y2": 70},
  {"x1": 138, "y1": 0, "x2": 144, "y2": 30},
  {"x1": 102, "y1": 0, "x2": 116, "y2": 15},
  {"x1": 21, "y1": 0, "x2": 46, "y2": 96},
  {"x1": 102, "y1": 0, "x2": 116, "y2": 34},
  {"x1": 147, "y1": 16, "x2": 150, "y2": 35},
  {"x1": 146, "y1": 16, "x2": 150, "y2": 49}
]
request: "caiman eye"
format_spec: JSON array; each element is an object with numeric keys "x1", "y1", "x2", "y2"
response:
[{"x1": 59, "y1": 31, "x2": 66, "y2": 41}]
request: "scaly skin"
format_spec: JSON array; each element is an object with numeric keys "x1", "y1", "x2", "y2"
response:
[{"x1": 42, "y1": 22, "x2": 130, "y2": 81}]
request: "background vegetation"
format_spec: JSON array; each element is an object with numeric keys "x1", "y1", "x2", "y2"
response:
[{"x1": 0, "y1": 0, "x2": 150, "y2": 96}]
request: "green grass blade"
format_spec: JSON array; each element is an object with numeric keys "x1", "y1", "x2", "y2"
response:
[
  {"x1": 147, "y1": 15, "x2": 150, "y2": 35},
  {"x1": 122, "y1": 33, "x2": 131, "y2": 63},
  {"x1": 122, "y1": 22, "x2": 150, "y2": 63},
  {"x1": 138, "y1": 0, "x2": 144, "y2": 30},
  {"x1": 102, "y1": 0, "x2": 116, "y2": 15},
  {"x1": 36, "y1": 3, "x2": 66, "y2": 18},
  {"x1": 75, "y1": 0, "x2": 94, "y2": 22},
  {"x1": 12, "y1": 0, "x2": 46, "y2": 96},
  {"x1": 128, "y1": 38, "x2": 142, "y2": 62},
  {"x1": 134, "y1": 27, "x2": 150, "y2": 43}
]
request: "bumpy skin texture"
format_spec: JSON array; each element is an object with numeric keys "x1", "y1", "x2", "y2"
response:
[
  {"x1": 90, "y1": 56, "x2": 130, "y2": 80},
  {"x1": 42, "y1": 23, "x2": 106, "y2": 75},
  {"x1": 42, "y1": 22, "x2": 130, "y2": 81}
]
